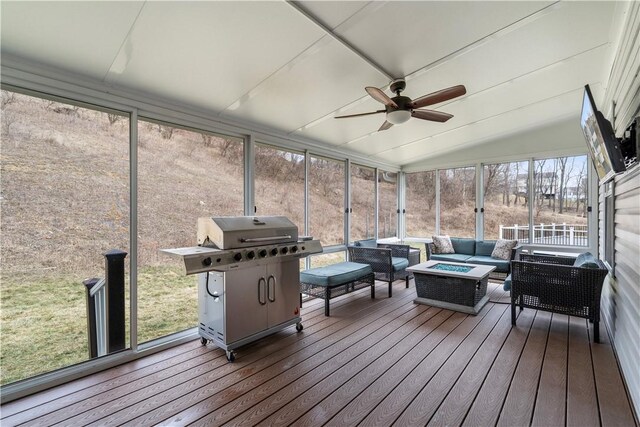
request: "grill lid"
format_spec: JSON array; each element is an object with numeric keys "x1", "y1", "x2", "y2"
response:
[{"x1": 197, "y1": 216, "x2": 298, "y2": 249}]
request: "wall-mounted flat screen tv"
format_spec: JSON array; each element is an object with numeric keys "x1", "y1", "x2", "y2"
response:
[{"x1": 580, "y1": 84, "x2": 626, "y2": 183}]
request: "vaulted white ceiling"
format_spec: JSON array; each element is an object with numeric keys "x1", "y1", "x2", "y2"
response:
[{"x1": 0, "y1": 1, "x2": 626, "y2": 168}]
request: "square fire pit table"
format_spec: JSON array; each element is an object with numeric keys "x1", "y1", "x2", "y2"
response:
[{"x1": 407, "y1": 261, "x2": 496, "y2": 315}]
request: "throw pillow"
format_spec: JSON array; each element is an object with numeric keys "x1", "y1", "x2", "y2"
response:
[
  {"x1": 573, "y1": 252, "x2": 600, "y2": 269},
  {"x1": 432, "y1": 235, "x2": 454, "y2": 254},
  {"x1": 491, "y1": 239, "x2": 518, "y2": 260}
]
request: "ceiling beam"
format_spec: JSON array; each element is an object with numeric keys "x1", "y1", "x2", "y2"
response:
[{"x1": 286, "y1": 0, "x2": 396, "y2": 82}]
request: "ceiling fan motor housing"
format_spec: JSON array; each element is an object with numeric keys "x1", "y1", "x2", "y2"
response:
[{"x1": 387, "y1": 95, "x2": 412, "y2": 113}]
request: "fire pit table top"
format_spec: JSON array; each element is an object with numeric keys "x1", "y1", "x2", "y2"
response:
[{"x1": 407, "y1": 260, "x2": 495, "y2": 280}]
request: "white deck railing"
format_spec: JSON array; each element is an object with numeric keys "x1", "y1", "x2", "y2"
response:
[{"x1": 499, "y1": 223, "x2": 588, "y2": 246}]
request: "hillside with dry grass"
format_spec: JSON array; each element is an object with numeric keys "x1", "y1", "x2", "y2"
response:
[{"x1": 0, "y1": 90, "x2": 394, "y2": 384}]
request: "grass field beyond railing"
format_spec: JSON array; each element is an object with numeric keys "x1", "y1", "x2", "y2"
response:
[{"x1": 0, "y1": 266, "x2": 196, "y2": 385}]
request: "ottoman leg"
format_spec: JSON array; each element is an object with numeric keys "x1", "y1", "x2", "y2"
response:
[
  {"x1": 388, "y1": 280, "x2": 393, "y2": 298},
  {"x1": 405, "y1": 276, "x2": 410, "y2": 288}
]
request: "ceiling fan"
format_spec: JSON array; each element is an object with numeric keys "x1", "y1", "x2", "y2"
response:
[{"x1": 335, "y1": 79, "x2": 466, "y2": 131}]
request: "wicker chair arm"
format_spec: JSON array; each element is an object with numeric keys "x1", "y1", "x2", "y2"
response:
[
  {"x1": 519, "y1": 253, "x2": 576, "y2": 265},
  {"x1": 425, "y1": 243, "x2": 434, "y2": 260},
  {"x1": 377, "y1": 243, "x2": 410, "y2": 259},
  {"x1": 511, "y1": 245, "x2": 524, "y2": 261}
]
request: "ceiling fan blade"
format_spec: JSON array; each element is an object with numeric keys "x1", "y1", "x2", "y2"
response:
[
  {"x1": 378, "y1": 121, "x2": 394, "y2": 131},
  {"x1": 412, "y1": 109, "x2": 454, "y2": 123},
  {"x1": 335, "y1": 110, "x2": 385, "y2": 119},
  {"x1": 366, "y1": 87, "x2": 399, "y2": 108},
  {"x1": 410, "y1": 85, "x2": 467, "y2": 109}
]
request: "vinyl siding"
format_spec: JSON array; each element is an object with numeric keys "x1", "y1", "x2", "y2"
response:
[{"x1": 599, "y1": 2, "x2": 640, "y2": 418}]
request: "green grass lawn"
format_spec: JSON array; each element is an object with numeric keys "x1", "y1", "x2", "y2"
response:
[{"x1": 0, "y1": 266, "x2": 196, "y2": 385}]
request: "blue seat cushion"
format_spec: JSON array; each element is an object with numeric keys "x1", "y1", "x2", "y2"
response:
[
  {"x1": 391, "y1": 257, "x2": 409, "y2": 272},
  {"x1": 300, "y1": 262, "x2": 373, "y2": 287},
  {"x1": 475, "y1": 240, "x2": 496, "y2": 257},
  {"x1": 467, "y1": 255, "x2": 510, "y2": 273},
  {"x1": 355, "y1": 238, "x2": 377, "y2": 248},
  {"x1": 450, "y1": 237, "x2": 476, "y2": 256},
  {"x1": 573, "y1": 252, "x2": 600, "y2": 269},
  {"x1": 503, "y1": 274, "x2": 512, "y2": 291},
  {"x1": 430, "y1": 254, "x2": 473, "y2": 263}
]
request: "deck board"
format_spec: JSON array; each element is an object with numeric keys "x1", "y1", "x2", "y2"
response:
[
  {"x1": 1, "y1": 280, "x2": 637, "y2": 427},
  {"x1": 567, "y1": 316, "x2": 599, "y2": 427},
  {"x1": 462, "y1": 307, "x2": 536, "y2": 427},
  {"x1": 531, "y1": 313, "x2": 568, "y2": 427}
]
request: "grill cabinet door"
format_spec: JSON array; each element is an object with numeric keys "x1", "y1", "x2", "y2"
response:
[
  {"x1": 224, "y1": 265, "x2": 268, "y2": 344},
  {"x1": 266, "y1": 259, "x2": 301, "y2": 328}
]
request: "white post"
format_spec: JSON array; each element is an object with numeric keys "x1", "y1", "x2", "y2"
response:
[
  {"x1": 499, "y1": 224, "x2": 504, "y2": 239},
  {"x1": 514, "y1": 224, "x2": 519, "y2": 241},
  {"x1": 540, "y1": 223, "x2": 544, "y2": 244},
  {"x1": 570, "y1": 227, "x2": 575, "y2": 245},
  {"x1": 563, "y1": 223, "x2": 567, "y2": 245},
  {"x1": 552, "y1": 223, "x2": 556, "y2": 242}
]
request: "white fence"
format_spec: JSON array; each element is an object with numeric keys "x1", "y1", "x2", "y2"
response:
[{"x1": 499, "y1": 223, "x2": 588, "y2": 246}]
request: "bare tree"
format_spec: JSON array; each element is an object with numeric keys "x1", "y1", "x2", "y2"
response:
[
  {"x1": 575, "y1": 161, "x2": 587, "y2": 214},
  {"x1": 534, "y1": 160, "x2": 552, "y2": 219},
  {"x1": 514, "y1": 162, "x2": 521, "y2": 205},
  {"x1": 550, "y1": 160, "x2": 558, "y2": 211},
  {"x1": 557, "y1": 157, "x2": 567, "y2": 213},
  {"x1": 502, "y1": 164, "x2": 511, "y2": 206},
  {"x1": 483, "y1": 164, "x2": 501, "y2": 200},
  {"x1": 157, "y1": 125, "x2": 173, "y2": 140},
  {"x1": 1, "y1": 90, "x2": 16, "y2": 109},
  {"x1": 558, "y1": 157, "x2": 577, "y2": 213},
  {"x1": 107, "y1": 114, "x2": 122, "y2": 125}
]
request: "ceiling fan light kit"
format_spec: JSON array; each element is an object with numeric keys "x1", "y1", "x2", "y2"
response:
[
  {"x1": 386, "y1": 109, "x2": 412, "y2": 125},
  {"x1": 335, "y1": 79, "x2": 466, "y2": 132}
]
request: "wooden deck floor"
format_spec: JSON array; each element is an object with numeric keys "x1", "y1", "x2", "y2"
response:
[{"x1": 1, "y1": 280, "x2": 637, "y2": 427}]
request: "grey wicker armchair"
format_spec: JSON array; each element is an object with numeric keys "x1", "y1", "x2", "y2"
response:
[
  {"x1": 348, "y1": 244, "x2": 412, "y2": 297},
  {"x1": 511, "y1": 253, "x2": 608, "y2": 342}
]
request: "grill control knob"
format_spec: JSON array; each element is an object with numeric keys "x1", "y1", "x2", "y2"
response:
[
  {"x1": 233, "y1": 253, "x2": 242, "y2": 262},
  {"x1": 247, "y1": 251, "x2": 255, "y2": 260},
  {"x1": 202, "y1": 257, "x2": 212, "y2": 267},
  {"x1": 259, "y1": 249, "x2": 267, "y2": 258},
  {"x1": 291, "y1": 246, "x2": 298, "y2": 253},
  {"x1": 281, "y1": 247, "x2": 289, "y2": 255},
  {"x1": 270, "y1": 248, "x2": 279, "y2": 256}
]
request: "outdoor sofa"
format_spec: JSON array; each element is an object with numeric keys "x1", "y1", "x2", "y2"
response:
[{"x1": 425, "y1": 237, "x2": 520, "y2": 280}]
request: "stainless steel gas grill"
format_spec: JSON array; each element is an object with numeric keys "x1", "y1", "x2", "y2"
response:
[{"x1": 162, "y1": 216, "x2": 322, "y2": 361}]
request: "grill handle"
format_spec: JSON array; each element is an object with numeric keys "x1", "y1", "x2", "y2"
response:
[
  {"x1": 258, "y1": 277, "x2": 267, "y2": 305},
  {"x1": 267, "y1": 275, "x2": 276, "y2": 302},
  {"x1": 240, "y1": 235, "x2": 292, "y2": 243}
]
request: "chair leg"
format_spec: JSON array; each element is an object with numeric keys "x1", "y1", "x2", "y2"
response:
[
  {"x1": 511, "y1": 298, "x2": 517, "y2": 325},
  {"x1": 405, "y1": 276, "x2": 410, "y2": 288},
  {"x1": 325, "y1": 288, "x2": 330, "y2": 317},
  {"x1": 594, "y1": 320, "x2": 600, "y2": 343},
  {"x1": 388, "y1": 280, "x2": 393, "y2": 298},
  {"x1": 299, "y1": 293, "x2": 302, "y2": 308},
  {"x1": 370, "y1": 282, "x2": 375, "y2": 299}
]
